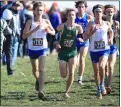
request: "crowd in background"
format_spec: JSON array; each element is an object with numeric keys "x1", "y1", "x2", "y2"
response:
[
  {"x1": 0, "y1": 1, "x2": 62, "y2": 75},
  {"x1": 0, "y1": 1, "x2": 120, "y2": 75}
]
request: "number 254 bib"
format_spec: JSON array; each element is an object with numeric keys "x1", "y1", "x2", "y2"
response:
[
  {"x1": 33, "y1": 38, "x2": 43, "y2": 46},
  {"x1": 94, "y1": 41, "x2": 105, "y2": 49}
]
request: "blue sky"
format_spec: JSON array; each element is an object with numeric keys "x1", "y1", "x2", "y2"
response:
[{"x1": 43, "y1": 1, "x2": 119, "y2": 11}]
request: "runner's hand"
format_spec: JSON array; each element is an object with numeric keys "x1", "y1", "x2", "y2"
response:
[
  {"x1": 91, "y1": 25, "x2": 100, "y2": 34},
  {"x1": 44, "y1": 27, "x2": 51, "y2": 33},
  {"x1": 56, "y1": 43, "x2": 61, "y2": 51},
  {"x1": 78, "y1": 38, "x2": 84, "y2": 42},
  {"x1": 108, "y1": 39, "x2": 113, "y2": 46}
]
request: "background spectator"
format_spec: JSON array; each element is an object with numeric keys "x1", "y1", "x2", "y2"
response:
[{"x1": 47, "y1": 2, "x2": 62, "y2": 54}]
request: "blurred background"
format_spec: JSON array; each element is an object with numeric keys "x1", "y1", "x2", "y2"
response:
[{"x1": 43, "y1": 1, "x2": 119, "y2": 11}]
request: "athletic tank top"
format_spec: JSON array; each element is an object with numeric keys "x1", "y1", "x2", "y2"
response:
[
  {"x1": 60, "y1": 24, "x2": 77, "y2": 52},
  {"x1": 27, "y1": 18, "x2": 48, "y2": 50},
  {"x1": 89, "y1": 21, "x2": 110, "y2": 52},
  {"x1": 75, "y1": 13, "x2": 88, "y2": 32},
  {"x1": 75, "y1": 13, "x2": 89, "y2": 43},
  {"x1": 103, "y1": 18, "x2": 117, "y2": 44}
]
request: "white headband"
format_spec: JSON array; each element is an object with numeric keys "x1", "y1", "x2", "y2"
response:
[{"x1": 94, "y1": 8, "x2": 103, "y2": 12}]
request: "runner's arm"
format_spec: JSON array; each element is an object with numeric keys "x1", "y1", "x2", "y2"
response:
[
  {"x1": 115, "y1": 21, "x2": 120, "y2": 36},
  {"x1": 107, "y1": 21, "x2": 114, "y2": 40},
  {"x1": 83, "y1": 21, "x2": 95, "y2": 41},
  {"x1": 107, "y1": 21, "x2": 114, "y2": 45},
  {"x1": 54, "y1": 24, "x2": 64, "y2": 49},
  {"x1": 22, "y1": 19, "x2": 39, "y2": 40},
  {"x1": 76, "y1": 24, "x2": 84, "y2": 42},
  {"x1": 56, "y1": 24, "x2": 64, "y2": 32},
  {"x1": 55, "y1": 24, "x2": 64, "y2": 44},
  {"x1": 45, "y1": 19, "x2": 55, "y2": 35}
]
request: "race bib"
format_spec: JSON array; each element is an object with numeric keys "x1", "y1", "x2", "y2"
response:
[
  {"x1": 33, "y1": 38, "x2": 43, "y2": 46},
  {"x1": 63, "y1": 39, "x2": 74, "y2": 47},
  {"x1": 94, "y1": 41, "x2": 105, "y2": 49}
]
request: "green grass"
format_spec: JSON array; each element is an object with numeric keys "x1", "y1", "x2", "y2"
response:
[{"x1": 1, "y1": 40, "x2": 120, "y2": 106}]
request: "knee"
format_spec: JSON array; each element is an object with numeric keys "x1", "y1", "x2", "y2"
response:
[
  {"x1": 99, "y1": 65, "x2": 105, "y2": 71},
  {"x1": 109, "y1": 64, "x2": 114, "y2": 72},
  {"x1": 59, "y1": 65, "x2": 67, "y2": 78},
  {"x1": 69, "y1": 71, "x2": 74, "y2": 77},
  {"x1": 80, "y1": 55, "x2": 86, "y2": 61},
  {"x1": 60, "y1": 69, "x2": 67, "y2": 78},
  {"x1": 61, "y1": 73, "x2": 67, "y2": 78},
  {"x1": 94, "y1": 70, "x2": 99, "y2": 76}
]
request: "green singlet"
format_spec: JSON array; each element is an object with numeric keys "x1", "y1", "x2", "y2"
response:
[{"x1": 58, "y1": 24, "x2": 77, "y2": 62}]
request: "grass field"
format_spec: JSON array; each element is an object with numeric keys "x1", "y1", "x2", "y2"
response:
[{"x1": 1, "y1": 40, "x2": 120, "y2": 106}]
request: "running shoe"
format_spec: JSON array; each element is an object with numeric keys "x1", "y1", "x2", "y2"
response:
[
  {"x1": 64, "y1": 93, "x2": 70, "y2": 99},
  {"x1": 77, "y1": 80, "x2": 83, "y2": 85},
  {"x1": 106, "y1": 87, "x2": 112, "y2": 94},
  {"x1": 97, "y1": 89, "x2": 102, "y2": 99},
  {"x1": 38, "y1": 91, "x2": 44, "y2": 99},
  {"x1": 100, "y1": 85, "x2": 107, "y2": 96}
]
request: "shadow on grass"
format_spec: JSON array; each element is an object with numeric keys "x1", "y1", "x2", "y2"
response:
[
  {"x1": 41, "y1": 96, "x2": 66, "y2": 101},
  {"x1": 46, "y1": 91, "x2": 76, "y2": 94},
  {"x1": 28, "y1": 94, "x2": 38, "y2": 101},
  {"x1": 28, "y1": 93, "x2": 66, "y2": 102},
  {"x1": 13, "y1": 81, "x2": 33, "y2": 86},
  {"x1": 101, "y1": 103, "x2": 119, "y2": 106},
  {"x1": 74, "y1": 79, "x2": 95, "y2": 83},
  {"x1": 1, "y1": 91, "x2": 26, "y2": 100},
  {"x1": 45, "y1": 81, "x2": 62, "y2": 85},
  {"x1": 108, "y1": 93, "x2": 120, "y2": 96},
  {"x1": 39, "y1": 91, "x2": 76, "y2": 101}
]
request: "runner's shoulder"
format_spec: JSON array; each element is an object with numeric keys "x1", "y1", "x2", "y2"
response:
[
  {"x1": 57, "y1": 23, "x2": 65, "y2": 31},
  {"x1": 26, "y1": 19, "x2": 32, "y2": 26},
  {"x1": 114, "y1": 20, "x2": 119, "y2": 26},
  {"x1": 104, "y1": 21, "x2": 111, "y2": 26},
  {"x1": 87, "y1": 14, "x2": 94, "y2": 21}
]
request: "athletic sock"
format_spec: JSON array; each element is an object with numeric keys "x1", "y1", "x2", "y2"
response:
[
  {"x1": 97, "y1": 85, "x2": 101, "y2": 90},
  {"x1": 100, "y1": 82, "x2": 105, "y2": 91},
  {"x1": 97, "y1": 85, "x2": 101, "y2": 95},
  {"x1": 78, "y1": 76, "x2": 83, "y2": 81}
]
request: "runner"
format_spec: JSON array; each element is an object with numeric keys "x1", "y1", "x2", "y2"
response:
[
  {"x1": 55, "y1": 8, "x2": 83, "y2": 98},
  {"x1": 75, "y1": 1, "x2": 93, "y2": 85},
  {"x1": 83, "y1": 4, "x2": 113, "y2": 99},
  {"x1": 104, "y1": 4, "x2": 120, "y2": 94},
  {"x1": 22, "y1": 2, "x2": 55, "y2": 99}
]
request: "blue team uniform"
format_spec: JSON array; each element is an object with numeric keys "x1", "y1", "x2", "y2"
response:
[{"x1": 75, "y1": 13, "x2": 89, "y2": 51}]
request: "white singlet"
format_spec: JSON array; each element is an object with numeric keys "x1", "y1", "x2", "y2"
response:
[
  {"x1": 89, "y1": 21, "x2": 110, "y2": 52},
  {"x1": 27, "y1": 18, "x2": 48, "y2": 50}
]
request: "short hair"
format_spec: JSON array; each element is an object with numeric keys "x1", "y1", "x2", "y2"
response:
[
  {"x1": 12, "y1": 1, "x2": 21, "y2": 7},
  {"x1": 92, "y1": 4, "x2": 104, "y2": 13},
  {"x1": 66, "y1": 8, "x2": 76, "y2": 16},
  {"x1": 33, "y1": 2, "x2": 44, "y2": 11},
  {"x1": 104, "y1": 4, "x2": 116, "y2": 13},
  {"x1": 75, "y1": 1, "x2": 87, "y2": 8}
]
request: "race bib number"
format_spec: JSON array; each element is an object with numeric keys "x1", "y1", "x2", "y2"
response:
[
  {"x1": 94, "y1": 41, "x2": 105, "y2": 49},
  {"x1": 33, "y1": 38, "x2": 43, "y2": 46},
  {"x1": 63, "y1": 39, "x2": 74, "y2": 47}
]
